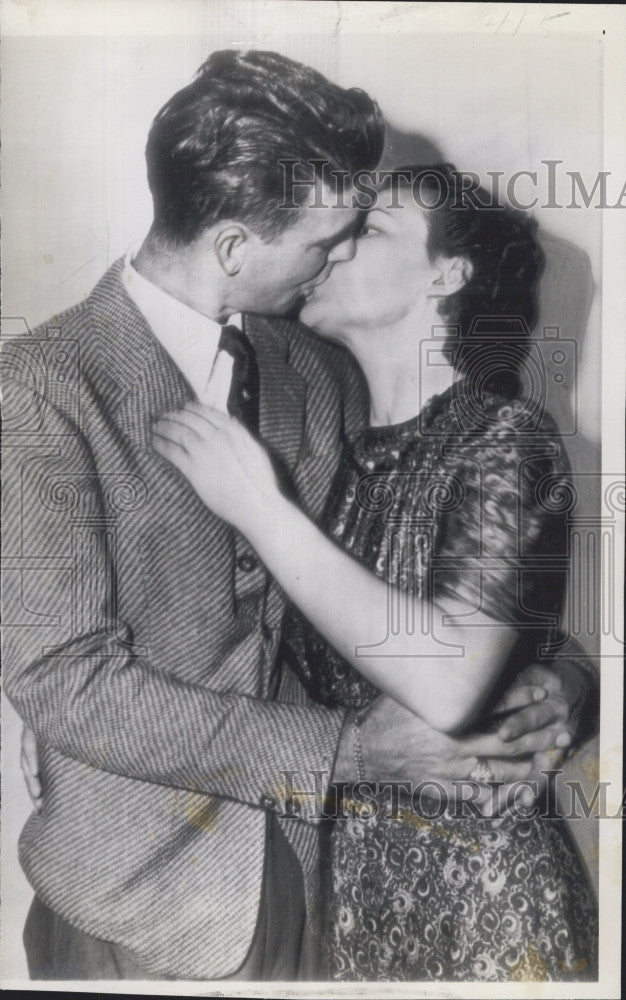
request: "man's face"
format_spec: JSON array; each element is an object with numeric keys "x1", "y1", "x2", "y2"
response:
[{"x1": 236, "y1": 184, "x2": 362, "y2": 316}]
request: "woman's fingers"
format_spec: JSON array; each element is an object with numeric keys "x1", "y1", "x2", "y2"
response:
[
  {"x1": 492, "y1": 683, "x2": 547, "y2": 715},
  {"x1": 497, "y1": 697, "x2": 569, "y2": 742},
  {"x1": 152, "y1": 430, "x2": 189, "y2": 470},
  {"x1": 183, "y1": 401, "x2": 233, "y2": 430},
  {"x1": 21, "y1": 749, "x2": 43, "y2": 809},
  {"x1": 460, "y1": 720, "x2": 570, "y2": 761},
  {"x1": 462, "y1": 757, "x2": 554, "y2": 814},
  {"x1": 21, "y1": 727, "x2": 43, "y2": 811},
  {"x1": 153, "y1": 407, "x2": 249, "y2": 464},
  {"x1": 153, "y1": 411, "x2": 213, "y2": 444},
  {"x1": 491, "y1": 663, "x2": 572, "y2": 718},
  {"x1": 170, "y1": 405, "x2": 227, "y2": 438},
  {"x1": 22, "y1": 726, "x2": 40, "y2": 776},
  {"x1": 498, "y1": 727, "x2": 572, "y2": 757},
  {"x1": 183, "y1": 404, "x2": 259, "y2": 461}
]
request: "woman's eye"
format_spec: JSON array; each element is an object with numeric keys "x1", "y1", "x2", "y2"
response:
[{"x1": 358, "y1": 225, "x2": 378, "y2": 238}]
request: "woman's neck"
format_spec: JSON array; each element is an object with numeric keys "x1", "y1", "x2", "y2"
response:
[{"x1": 347, "y1": 301, "x2": 457, "y2": 427}]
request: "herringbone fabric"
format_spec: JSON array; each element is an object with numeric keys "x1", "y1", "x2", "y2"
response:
[{"x1": 1, "y1": 259, "x2": 368, "y2": 979}]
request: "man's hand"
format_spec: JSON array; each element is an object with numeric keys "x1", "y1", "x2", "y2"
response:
[
  {"x1": 334, "y1": 696, "x2": 537, "y2": 814},
  {"x1": 334, "y1": 650, "x2": 597, "y2": 814},
  {"x1": 334, "y1": 679, "x2": 574, "y2": 815},
  {"x1": 357, "y1": 696, "x2": 548, "y2": 784},
  {"x1": 21, "y1": 727, "x2": 43, "y2": 811}
]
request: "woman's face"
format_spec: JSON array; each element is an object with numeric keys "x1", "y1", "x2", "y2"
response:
[{"x1": 299, "y1": 185, "x2": 443, "y2": 343}]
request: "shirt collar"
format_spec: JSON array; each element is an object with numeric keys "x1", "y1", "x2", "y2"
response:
[{"x1": 121, "y1": 248, "x2": 241, "y2": 401}]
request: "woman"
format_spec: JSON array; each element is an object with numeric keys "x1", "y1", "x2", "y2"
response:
[{"x1": 153, "y1": 165, "x2": 598, "y2": 981}]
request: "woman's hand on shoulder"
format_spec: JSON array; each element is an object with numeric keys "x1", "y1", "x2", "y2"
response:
[{"x1": 153, "y1": 403, "x2": 280, "y2": 536}]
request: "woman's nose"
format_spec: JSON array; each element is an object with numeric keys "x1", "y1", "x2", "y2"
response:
[{"x1": 328, "y1": 236, "x2": 357, "y2": 263}]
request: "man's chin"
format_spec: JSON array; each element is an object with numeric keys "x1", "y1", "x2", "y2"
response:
[
  {"x1": 245, "y1": 294, "x2": 303, "y2": 321},
  {"x1": 298, "y1": 299, "x2": 318, "y2": 328},
  {"x1": 298, "y1": 301, "x2": 334, "y2": 339},
  {"x1": 263, "y1": 286, "x2": 318, "y2": 320},
  {"x1": 253, "y1": 291, "x2": 332, "y2": 334}
]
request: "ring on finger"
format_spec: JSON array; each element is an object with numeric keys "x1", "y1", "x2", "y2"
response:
[{"x1": 469, "y1": 758, "x2": 496, "y2": 783}]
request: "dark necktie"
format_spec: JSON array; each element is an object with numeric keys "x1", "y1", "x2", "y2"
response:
[{"x1": 218, "y1": 323, "x2": 260, "y2": 434}]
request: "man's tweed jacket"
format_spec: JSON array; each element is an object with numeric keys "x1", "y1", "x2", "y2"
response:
[{"x1": 2, "y1": 259, "x2": 368, "y2": 978}]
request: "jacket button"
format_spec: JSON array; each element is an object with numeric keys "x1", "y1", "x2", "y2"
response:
[
  {"x1": 237, "y1": 552, "x2": 259, "y2": 573},
  {"x1": 260, "y1": 794, "x2": 278, "y2": 811},
  {"x1": 261, "y1": 623, "x2": 273, "y2": 641}
]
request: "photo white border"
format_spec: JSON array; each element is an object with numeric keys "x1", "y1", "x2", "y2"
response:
[{"x1": 1, "y1": 3, "x2": 623, "y2": 997}]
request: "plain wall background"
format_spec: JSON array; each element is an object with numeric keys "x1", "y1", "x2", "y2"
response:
[{"x1": 1, "y1": 0, "x2": 612, "y2": 983}]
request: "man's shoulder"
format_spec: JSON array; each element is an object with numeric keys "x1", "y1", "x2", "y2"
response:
[
  {"x1": 1, "y1": 258, "x2": 138, "y2": 417},
  {"x1": 5, "y1": 298, "x2": 89, "y2": 354},
  {"x1": 4, "y1": 259, "x2": 128, "y2": 359},
  {"x1": 1, "y1": 300, "x2": 91, "y2": 405}
]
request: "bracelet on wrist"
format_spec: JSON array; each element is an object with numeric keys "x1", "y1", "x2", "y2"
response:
[{"x1": 350, "y1": 709, "x2": 366, "y2": 784}]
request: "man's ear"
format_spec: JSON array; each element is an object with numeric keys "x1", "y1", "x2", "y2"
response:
[
  {"x1": 214, "y1": 224, "x2": 248, "y2": 276},
  {"x1": 430, "y1": 256, "x2": 473, "y2": 297}
]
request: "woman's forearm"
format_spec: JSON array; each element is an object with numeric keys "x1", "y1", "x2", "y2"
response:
[
  {"x1": 247, "y1": 491, "x2": 516, "y2": 733},
  {"x1": 151, "y1": 403, "x2": 515, "y2": 731}
]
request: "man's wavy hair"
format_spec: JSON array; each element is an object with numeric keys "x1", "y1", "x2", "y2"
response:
[
  {"x1": 395, "y1": 163, "x2": 545, "y2": 398},
  {"x1": 146, "y1": 49, "x2": 384, "y2": 245}
]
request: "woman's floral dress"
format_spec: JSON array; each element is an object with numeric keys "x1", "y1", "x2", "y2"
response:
[{"x1": 282, "y1": 382, "x2": 598, "y2": 982}]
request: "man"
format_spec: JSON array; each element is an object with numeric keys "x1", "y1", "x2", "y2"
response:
[{"x1": 3, "y1": 49, "x2": 595, "y2": 981}]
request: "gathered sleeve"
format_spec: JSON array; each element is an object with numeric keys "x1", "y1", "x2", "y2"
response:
[{"x1": 429, "y1": 399, "x2": 571, "y2": 643}]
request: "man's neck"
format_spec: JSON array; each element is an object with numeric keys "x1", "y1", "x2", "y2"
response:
[{"x1": 132, "y1": 235, "x2": 227, "y2": 322}]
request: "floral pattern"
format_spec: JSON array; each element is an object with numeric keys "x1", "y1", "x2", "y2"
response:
[
  {"x1": 282, "y1": 382, "x2": 598, "y2": 981},
  {"x1": 327, "y1": 806, "x2": 597, "y2": 981}
]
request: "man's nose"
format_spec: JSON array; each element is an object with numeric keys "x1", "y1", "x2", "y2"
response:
[{"x1": 328, "y1": 236, "x2": 357, "y2": 263}]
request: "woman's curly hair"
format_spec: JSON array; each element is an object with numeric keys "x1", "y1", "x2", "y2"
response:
[{"x1": 395, "y1": 163, "x2": 545, "y2": 397}]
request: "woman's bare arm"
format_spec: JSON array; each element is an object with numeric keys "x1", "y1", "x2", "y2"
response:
[{"x1": 153, "y1": 405, "x2": 516, "y2": 733}]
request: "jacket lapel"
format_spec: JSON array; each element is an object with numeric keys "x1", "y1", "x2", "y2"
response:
[
  {"x1": 86, "y1": 262, "x2": 307, "y2": 465},
  {"x1": 87, "y1": 259, "x2": 194, "y2": 446}
]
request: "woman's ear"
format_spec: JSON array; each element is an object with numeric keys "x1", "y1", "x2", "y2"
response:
[
  {"x1": 430, "y1": 256, "x2": 473, "y2": 297},
  {"x1": 214, "y1": 224, "x2": 248, "y2": 276}
]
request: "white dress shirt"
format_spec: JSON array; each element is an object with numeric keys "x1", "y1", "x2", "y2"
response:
[{"x1": 122, "y1": 251, "x2": 242, "y2": 412}]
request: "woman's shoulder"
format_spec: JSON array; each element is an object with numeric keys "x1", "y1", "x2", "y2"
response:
[
  {"x1": 448, "y1": 385, "x2": 563, "y2": 443},
  {"x1": 441, "y1": 385, "x2": 570, "y2": 483}
]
